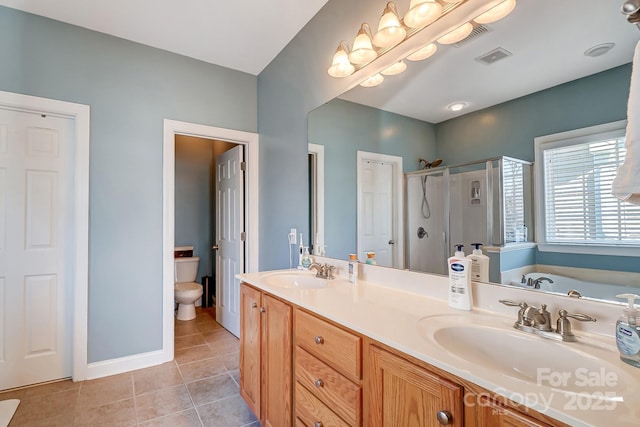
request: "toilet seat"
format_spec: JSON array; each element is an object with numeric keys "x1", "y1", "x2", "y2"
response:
[{"x1": 175, "y1": 282, "x2": 202, "y2": 292}]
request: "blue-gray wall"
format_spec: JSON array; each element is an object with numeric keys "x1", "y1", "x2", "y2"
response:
[
  {"x1": 309, "y1": 98, "x2": 436, "y2": 257},
  {"x1": 0, "y1": 6, "x2": 257, "y2": 363}
]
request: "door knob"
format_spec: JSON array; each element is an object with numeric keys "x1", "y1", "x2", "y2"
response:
[
  {"x1": 212, "y1": 245, "x2": 220, "y2": 250},
  {"x1": 388, "y1": 239, "x2": 395, "y2": 244}
]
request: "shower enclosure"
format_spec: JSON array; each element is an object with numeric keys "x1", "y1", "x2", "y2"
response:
[{"x1": 406, "y1": 157, "x2": 532, "y2": 275}]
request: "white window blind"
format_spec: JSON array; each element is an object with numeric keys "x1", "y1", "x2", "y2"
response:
[{"x1": 541, "y1": 132, "x2": 640, "y2": 246}]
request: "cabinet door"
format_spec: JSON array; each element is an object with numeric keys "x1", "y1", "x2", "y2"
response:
[
  {"x1": 475, "y1": 396, "x2": 552, "y2": 427},
  {"x1": 367, "y1": 346, "x2": 463, "y2": 427},
  {"x1": 239, "y1": 284, "x2": 262, "y2": 418},
  {"x1": 262, "y1": 294, "x2": 293, "y2": 427}
]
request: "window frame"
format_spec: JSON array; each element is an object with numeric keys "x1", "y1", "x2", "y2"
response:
[{"x1": 534, "y1": 119, "x2": 640, "y2": 257}]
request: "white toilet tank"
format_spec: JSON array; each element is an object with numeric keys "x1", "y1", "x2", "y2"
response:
[{"x1": 175, "y1": 257, "x2": 200, "y2": 283}]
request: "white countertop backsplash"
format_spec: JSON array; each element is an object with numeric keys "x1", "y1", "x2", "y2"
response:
[{"x1": 238, "y1": 258, "x2": 640, "y2": 427}]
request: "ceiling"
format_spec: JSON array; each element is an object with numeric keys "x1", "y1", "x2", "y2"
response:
[
  {"x1": 2, "y1": 0, "x2": 637, "y2": 123},
  {"x1": 340, "y1": 0, "x2": 640, "y2": 123},
  {"x1": 0, "y1": 0, "x2": 328, "y2": 75}
]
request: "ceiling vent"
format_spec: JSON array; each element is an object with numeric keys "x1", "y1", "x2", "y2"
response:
[
  {"x1": 453, "y1": 24, "x2": 489, "y2": 47},
  {"x1": 475, "y1": 47, "x2": 513, "y2": 65}
]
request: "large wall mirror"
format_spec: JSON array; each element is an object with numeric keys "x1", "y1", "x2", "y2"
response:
[{"x1": 308, "y1": 0, "x2": 640, "y2": 303}]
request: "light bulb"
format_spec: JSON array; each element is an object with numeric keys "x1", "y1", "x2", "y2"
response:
[
  {"x1": 404, "y1": 0, "x2": 442, "y2": 28},
  {"x1": 448, "y1": 102, "x2": 467, "y2": 112},
  {"x1": 437, "y1": 22, "x2": 473, "y2": 45},
  {"x1": 474, "y1": 0, "x2": 516, "y2": 24},
  {"x1": 360, "y1": 73, "x2": 384, "y2": 87},
  {"x1": 406, "y1": 43, "x2": 438, "y2": 61},
  {"x1": 349, "y1": 23, "x2": 377, "y2": 65},
  {"x1": 381, "y1": 61, "x2": 407, "y2": 76},
  {"x1": 327, "y1": 42, "x2": 355, "y2": 78},
  {"x1": 373, "y1": 2, "x2": 407, "y2": 48}
]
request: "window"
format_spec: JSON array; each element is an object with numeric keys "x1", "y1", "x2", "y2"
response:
[{"x1": 535, "y1": 120, "x2": 640, "y2": 255}]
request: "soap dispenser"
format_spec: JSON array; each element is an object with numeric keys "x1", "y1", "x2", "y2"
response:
[
  {"x1": 616, "y1": 293, "x2": 640, "y2": 368},
  {"x1": 466, "y1": 243, "x2": 489, "y2": 282}
]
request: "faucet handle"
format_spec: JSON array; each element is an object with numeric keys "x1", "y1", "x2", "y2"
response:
[
  {"x1": 499, "y1": 299, "x2": 525, "y2": 307},
  {"x1": 556, "y1": 309, "x2": 597, "y2": 342}
]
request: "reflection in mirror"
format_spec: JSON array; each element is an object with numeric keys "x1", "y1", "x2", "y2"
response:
[{"x1": 308, "y1": 0, "x2": 640, "y2": 302}]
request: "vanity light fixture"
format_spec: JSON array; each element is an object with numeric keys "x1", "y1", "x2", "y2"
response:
[
  {"x1": 360, "y1": 73, "x2": 385, "y2": 87},
  {"x1": 327, "y1": 0, "x2": 518, "y2": 89},
  {"x1": 437, "y1": 22, "x2": 474, "y2": 44},
  {"x1": 373, "y1": 2, "x2": 406, "y2": 48},
  {"x1": 474, "y1": 0, "x2": 517, "y2": 24},
  {"x1": 404, "y1": 0, "x2": 443, "y2": 29},
  {"x1": 406, "y1": 42, "x2": 438, "y2": 61},
  {"x1": 381, "y1": 60, "x2": 408, "y2": 76},
  {"x1": 349, "y1": 23, "x2": 377, "y2": 65},
  {"x1": 448, "y1": 102, "x2": 467, "y2": 112},
  {"x1": 327, "y1": 41, "x2": 355, "y2": 77}
]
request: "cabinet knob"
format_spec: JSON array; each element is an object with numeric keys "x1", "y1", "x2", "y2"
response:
[
  {"x1": 436, "y1": 410, "x2": 452, "y2": 425},
  {"x1": 251, "y1": 302, "x2": 257, "y2": 308},
  {"x1": 314, "y1": 336, "x2": 324, "y2": 345},
  {"x1": 314, "y1": 379, "x2": 324, "y2": 388},
  {"x1": 259, "y1": 307, "x2": 266, "y2": 313},
  {"x1": 314, "y1": 422, "x2": 323, "y2": 427}
]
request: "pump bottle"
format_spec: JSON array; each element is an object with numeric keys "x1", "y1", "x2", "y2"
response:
[
  {"x1": 448, "y1": 245, "x2": 472, "y2": 310},
  {"x1": 616, "y1": 293, "x2": 640, "y2": 368},
  {"x1": 467, "y1": 243, "x2": 489, "y2": 282}
]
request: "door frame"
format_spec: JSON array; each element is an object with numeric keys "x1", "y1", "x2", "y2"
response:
[
  {"x1": 356, "y1": 150, "x2": 404, "y2": 268},
  {"x1": 0, "y1": 90, "x2": 90, "y2": 382},
  {"x1": 163, "y1": 119, "x2": 259, "y2": 360}
]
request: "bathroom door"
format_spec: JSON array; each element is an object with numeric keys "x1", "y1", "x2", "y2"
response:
[
  {"x1": 0, "y1": 107, "x2": 74, "y2": 390},
  {"x1": 215, "y1": 145, "x2": 244, "y2": 337}
]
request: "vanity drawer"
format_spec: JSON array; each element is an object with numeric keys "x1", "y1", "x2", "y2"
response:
[
  {"x1": 295, "y1": 309, "x2": 362, "y2": 380},
  {"x1": 295, "y1": 346, "x2": 361, "y2": 426},
  {"x1": 295, "y1": 381, "x2": 350, "y2": 427}
]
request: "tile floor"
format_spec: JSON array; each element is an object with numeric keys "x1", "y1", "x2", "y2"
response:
[{"x1": 1, "y1": 308, "x2": 259, "y2": 427}]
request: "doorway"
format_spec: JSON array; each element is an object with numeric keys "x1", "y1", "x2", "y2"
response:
[
  {"x1": 0, "y1": 90, "x2": 90, "y2": 389},
  {"x1": 163, "y1": 120, "x2": 258, "y2": 360},
  {"x1": 356, "y1": 151, "x2": 404, "y2": 268}
]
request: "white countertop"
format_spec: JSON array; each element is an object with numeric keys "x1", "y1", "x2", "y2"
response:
[{"x1": 238, "y1": 264, "x2": 640, "y2": 427}]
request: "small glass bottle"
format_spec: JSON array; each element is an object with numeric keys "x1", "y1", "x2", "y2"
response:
[{"x1": 366, "y1": 252, "x2": 376, "y2": 265}]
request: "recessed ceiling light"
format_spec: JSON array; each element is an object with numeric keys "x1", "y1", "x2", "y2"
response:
[
  {"x1": 584, "y1": 43, "x2": 615, "y2": 57},
  {"x1": 448, "y1": 102, "x2": 467, "y2": 112}
]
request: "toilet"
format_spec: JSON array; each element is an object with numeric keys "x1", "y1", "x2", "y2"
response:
[{"x1": 174, "y1": 246, "x2": 203, "y2": 321}]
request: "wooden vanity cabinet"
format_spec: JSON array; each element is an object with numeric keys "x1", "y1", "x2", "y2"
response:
[
  {"x1": 471, "y1": 395, "x2": 554, "y2": 427},
  {"x1": 294, "y1": 309, "x2": 363, "y2": 426},
  {"x1": 366, "y1": 344, "x2": 464, "y2": 427},
  {"x1": 239, "y1": 284, "x2": 293, "y2": 427}
]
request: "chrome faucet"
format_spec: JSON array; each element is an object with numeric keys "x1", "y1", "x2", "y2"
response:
[
  {"x1": 309, "y1": 263, "x2": 336, "y2": 279},
  {"x1": 499, "y1": 299, "x2": 596, "y2": 342},
  {"x1": 527, "y1": 276, "x2": 554, "y2": 289}
]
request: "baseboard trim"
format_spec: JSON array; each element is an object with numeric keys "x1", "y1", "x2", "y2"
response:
[{"x1": 85, "y1": 349, "x2": 171, "y2": 380}]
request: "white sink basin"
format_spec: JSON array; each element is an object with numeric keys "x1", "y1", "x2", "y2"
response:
[
  {"x1": 261, "y1": 271, "x2": 332, "y2": 289},
  {"x1": 417, "y1": 314, "x2": 629, "y2": 395}
]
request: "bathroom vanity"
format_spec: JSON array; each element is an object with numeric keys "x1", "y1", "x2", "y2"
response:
[{"x1": 237, "y1": 263, "x2": 640, "y2": 427}]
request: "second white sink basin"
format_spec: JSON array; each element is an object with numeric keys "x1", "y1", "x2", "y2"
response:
[
  {"x1": 261, "y1": 270, "x2": 333, "y2": 289},
  {"x1": 417, "y1": 314, "x2": 629, "y2": 396}
]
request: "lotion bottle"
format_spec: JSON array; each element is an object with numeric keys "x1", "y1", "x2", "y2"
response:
[
  {"x1": 348, "y1": 254, "x2": 358, "y2": 284},
  {"x1": 467, "y1": 243, "x2": 489, "y2": 282},
  {"x1": 448, "y1": 245, "x2": 472, "y2": 310},
  {"x1": 616, "y1": 293, "x2": 640, "y2": 368}
]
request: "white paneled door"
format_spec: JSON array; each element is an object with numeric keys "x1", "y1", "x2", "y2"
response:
[
  {"x1": 0, "y1": 108, "x2": 73, "y2": 390},
  {"x1": 215, "y1": 145, "x2": 244, "y2": 337}
]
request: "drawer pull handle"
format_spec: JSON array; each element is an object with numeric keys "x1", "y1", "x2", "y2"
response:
[
  {"x1": 314, "y1": 379, "x2": 324, "y2": 388},
  {"x1": 314, "y1": 336, "x2": 324, "y2": 345},
  {"x1": 259, "y1": 306, "x2": 266, "y2": 313},
  {"x1": 251, "y1": 302, "x2": 257, "y2": 308},
  {"x1": 436, "y1": 410, "x2": 452, "y2": 425},
  {"x1": 314, "y1": 422, "x2": 323, "y2": 427}
]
